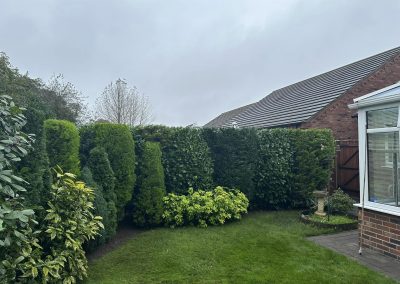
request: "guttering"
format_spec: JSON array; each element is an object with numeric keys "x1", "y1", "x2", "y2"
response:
[{"x1": 348, "y1": 93, "x2": 400, "y2": 110}]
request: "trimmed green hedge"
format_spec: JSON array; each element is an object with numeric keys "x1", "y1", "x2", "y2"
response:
[
  {"x1": 81, "y1": 123, "x2": 135, "y2": 220},
  {"x1": 133, "y1": 126, "x2": 213, "y2": 194},
  {"x1": 44, "y1": 119, "x2": 80, "y2": 175},
  {"x1": 132, "y1": 141, "x2": 166, "y2": 227},
  {"x1": 203, "y1": 128, "x2": 258, "y2": 200},
  {"x1": 253, "y1": 129, "x2": 293, "y2": 209},
  {"x1": 291, "y1": 129, "x2": 335, "y2": 207}
]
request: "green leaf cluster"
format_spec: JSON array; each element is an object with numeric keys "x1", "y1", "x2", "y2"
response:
[
  {"x1": 0, "y1": 95, "x2": 43, "y2": 283},
  {"x1": 162, "y1": 186, "x2": 249, "y2": 228},
  {"x1": 40, "y1": 167, "x2": 103, "y2": 283},
  {"x1": 132, "y1": 141, "x2": 166, "y2": 227}
]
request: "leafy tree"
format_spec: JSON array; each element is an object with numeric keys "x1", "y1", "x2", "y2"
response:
[{"x1": 132, "y1": 142, "x2": 166, "y2": 227}]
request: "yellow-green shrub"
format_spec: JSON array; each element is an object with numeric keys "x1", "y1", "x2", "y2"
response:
[{"x1": 162, "y1": 186, "x2": 249, "y2": 228}]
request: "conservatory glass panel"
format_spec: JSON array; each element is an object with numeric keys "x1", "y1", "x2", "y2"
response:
[
  {"x1": 367, "y1": 107, "x2": 398, "y2": 129},
  {"x1": 368, "y1": 132, "x2": 399, "y2": 206}
]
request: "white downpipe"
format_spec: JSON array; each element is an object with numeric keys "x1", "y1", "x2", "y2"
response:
[{"x1": 359, "y1": 122, "x2": 368, "y2": 255}]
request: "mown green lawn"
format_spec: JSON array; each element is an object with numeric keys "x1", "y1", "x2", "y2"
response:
[{"x1": 86, "y1": 211, "x2": 395, "y2": 283}]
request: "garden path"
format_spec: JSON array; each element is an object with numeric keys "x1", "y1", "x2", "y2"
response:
[{"x1": 308, "y1": 230, "x2": 400, "y2": 281}]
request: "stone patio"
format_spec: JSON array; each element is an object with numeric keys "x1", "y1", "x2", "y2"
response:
[{"x1": 308, "y1": 230, "x2": 400, "y2": 281}]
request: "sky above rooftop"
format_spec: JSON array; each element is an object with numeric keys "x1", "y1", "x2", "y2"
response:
[{"x1": 1, "y1": 0, "x2": 399, "y2": 126}]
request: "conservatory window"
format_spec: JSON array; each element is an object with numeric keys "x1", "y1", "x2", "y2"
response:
[{"x1": 366, "y1": 106, "x2": 400, "y2": 207}]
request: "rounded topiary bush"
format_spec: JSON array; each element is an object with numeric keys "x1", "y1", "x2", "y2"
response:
[
  {"x1": 132, "y1": 141, "x2": 166, "y2": 227},
  {"x1": 44, "y1": 119, "x2": 80, "y2": 175}
]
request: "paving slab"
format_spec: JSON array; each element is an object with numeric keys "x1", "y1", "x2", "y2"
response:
[{"x1": 308, "y1": 230, "x2": 400, "y2": 282}]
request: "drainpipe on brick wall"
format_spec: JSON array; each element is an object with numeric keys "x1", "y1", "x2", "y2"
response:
[{"x1": 359, "y1": 123, "x2": 368, "y2": 255}]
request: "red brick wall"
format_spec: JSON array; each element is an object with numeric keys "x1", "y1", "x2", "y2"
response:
[
  {"x1": 301, "y1": 54, "x2": 400, "y2": 141},
  {"x1": 358, "y1": 208, "x2": 400, "y2": 259}
]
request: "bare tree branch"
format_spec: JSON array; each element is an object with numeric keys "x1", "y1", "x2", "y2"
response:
[{"x1": 95, "y1": 79, "x2": 154, "y2": 126}]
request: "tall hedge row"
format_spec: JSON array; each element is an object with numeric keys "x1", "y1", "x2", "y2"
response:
[
  {"x1": 202, "y1": 128, "x2": 258, "y2": 200},
  {"x1": 204, "y1": 127, "x2": 335, "y2": 209},
  {"x1": 80, "y1": 123, "x2": 136, "y2": 220},
  {"x1": 253, "y1": 129, "x2": 294, "y2": 209},
  {"x1": 44, "y1": 119, "x2": 80, "y2": 175},
  {"x1": 291, "y1": 129, "x2": 335, "y2": 207},
  {"x1": 133, "y1": 126, "x2": 213, "y2": 194},
  {"x1": 132, "y1": 141, "x2": 166, "y2": 227}
]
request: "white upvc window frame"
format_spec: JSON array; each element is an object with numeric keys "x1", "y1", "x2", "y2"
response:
[{"x1": 357, "y1": 102, "x2": 400, "y2": 216}]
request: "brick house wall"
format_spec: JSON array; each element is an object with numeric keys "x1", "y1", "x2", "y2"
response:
[
  {"x1": 300, "y1": 54, "x2": 400, "y2": 141},
  {"x1": 359, "y1": 208, "x2": 400, "y2": 259}
]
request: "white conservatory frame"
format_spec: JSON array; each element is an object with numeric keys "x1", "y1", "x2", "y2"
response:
[{"x1": 349, "y1": 82, "x2": 400, "y2": 217}]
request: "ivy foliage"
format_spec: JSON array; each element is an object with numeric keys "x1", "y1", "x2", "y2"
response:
[
  {"x1": 132, "y1": 141, "x2": 166, "y2": 227},
  {"x1": 44, "y1": 119, "x2": 80, "y2": 175},
  {"x1": 203, "y1": 128, "x2": 258, "y2": 200},
  {"x1": 134, "y1": 126, "x2": 213, "y2": 194},
  {"x1": 163, "y1": 186, "x2": 249, "y2": 228}
]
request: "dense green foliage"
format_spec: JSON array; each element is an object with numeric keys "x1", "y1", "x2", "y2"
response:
[
  {"x1": 132, "y1": 141, "x2": 166, "y2": 227},
  {"x1": 87, "y1": 211, "x2": 394, "y2": 284},
  {"x1": 0, "y1": 95, "x2": 42, "y2": 283},
  {"x1": 163, "y1": 186, "x2": 249, "y2": 228},
  {"x1": 18, "y1": 108, "x2": 51, "y2": 208},
  {"x1": 203, "y1": 128, "x2": 258, "y2": 199},
  {"x1": 292, "y1": 129, "x2": 336, "y2": 207},
  {"x1": 44, "y1": 119, "x2": 80, "y2": 175},
  {"x1": 41, "y1": 167, "x2": 103, "y2": 283},
  {"x1": 134, "y1": 126, "x2": 213, "y2": 194},
  {"x1": 81, "y1": 123, "x2": 135, "y2": 220},
  {"x1": 254, "y1": 129, "x2": 293, "y2": 209},
  {"x1": 327, "y1": 189, "x2": 355, "y2": 215},
  {"x1": 81, "y1": 167, "x2": 108, "y2": 250},
  {"x1": 88, "y1": 147, "x2": 117, "y2": 240}
]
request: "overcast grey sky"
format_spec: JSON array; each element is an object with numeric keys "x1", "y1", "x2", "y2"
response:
[{"x1": 1, "y1": 0, "x2": 399, "y2": 126}]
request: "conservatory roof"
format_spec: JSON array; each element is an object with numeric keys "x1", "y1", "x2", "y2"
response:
[{"x1": 349, "y1": 81, "x2": 400, "y2": 110}]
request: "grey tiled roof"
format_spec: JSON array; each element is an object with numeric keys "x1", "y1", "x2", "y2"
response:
[
  {"x1": 221, "y1": 46, "x2": 400, "y2": 128},
  {"x1": 204, "y1": 103, "x2": 255, "y2": 128}
]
